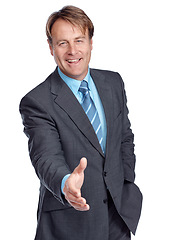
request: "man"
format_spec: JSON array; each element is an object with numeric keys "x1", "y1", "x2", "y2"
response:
[{"x1": 20, "y1": 5, "x2": 142, "y2": 240}]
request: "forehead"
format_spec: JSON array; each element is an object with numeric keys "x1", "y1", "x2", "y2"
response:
[{"x1": 51, "y1": 19, "x2": 88, "y2": 39}]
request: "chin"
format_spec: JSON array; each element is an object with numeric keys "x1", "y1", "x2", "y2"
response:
[{"x1": 67, "y1": 71, "x2": 84, "y2": 80}]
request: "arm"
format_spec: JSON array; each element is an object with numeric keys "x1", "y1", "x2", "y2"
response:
[
  {"x1": 120, "y1": 75, "x2": 136, "y2": 183},
  {"x1": 20, "y1": 95, "x2": 90, "y2": 210},
  {"x1": 20, "y1": 95, "x2": 71, "y2": 204}
]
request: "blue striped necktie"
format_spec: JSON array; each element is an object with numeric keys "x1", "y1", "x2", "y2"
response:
[{"x1": 79, "y1": 80, "x2": 103, "y2": 151}]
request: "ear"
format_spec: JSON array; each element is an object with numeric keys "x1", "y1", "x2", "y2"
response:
[{"x1": 47, "y1": 39, "x2": 54, "y2": 56}]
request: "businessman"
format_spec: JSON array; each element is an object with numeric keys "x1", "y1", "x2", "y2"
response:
[{"x1": 20, "y1": 5, "x2": 142, "y2": 240}]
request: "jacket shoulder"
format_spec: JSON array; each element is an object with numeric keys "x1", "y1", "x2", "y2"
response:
[
  {"x1": 91, "y1": 68, "x2": 122, "y2": 79},
  {"x1": 90, "y1": 68, "x2": 124, "y2": 87},
  {"x1": 19, "y1": 71, "x2": 56, "y2": 113},
  {"x1": 23, "y1": 73, "x2": 53, "y2": 99}
]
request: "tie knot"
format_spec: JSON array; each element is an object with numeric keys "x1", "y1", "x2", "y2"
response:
[{"x1": 79, "y1": 80, "x2": 89, "y2": 95}]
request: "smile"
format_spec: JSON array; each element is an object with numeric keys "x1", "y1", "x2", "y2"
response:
[{"x1": 67, "y1": 58, "x2": 81, "y2": 63}]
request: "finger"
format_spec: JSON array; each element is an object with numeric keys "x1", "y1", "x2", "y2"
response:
[
  {"x1": 68, "y1": 201, "x2": 90, "y2": 211},
  {"x1": 65, "y1": 192, "x2": 90, "y2": 211},
  {"x1": 73, "y1": 204, "x2": 90, "y2": 211},
  {"x1": 74, "y1": 157, "x2": 87, "y2": 175},
  {"x1": 65, "y1": 192, "x2": 86, "y2": 205}
]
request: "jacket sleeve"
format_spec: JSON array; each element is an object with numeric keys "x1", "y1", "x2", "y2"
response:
[
  {"x1": 19, "y1": 94, "x2": 71, "y2": 204},
  {"x1": 119, "y1": 74, "x2": 136, "y2": 183}
]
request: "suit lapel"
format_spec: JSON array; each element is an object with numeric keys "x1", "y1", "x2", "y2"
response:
[{"x1": 50, "y1": 69, "x2": 104, "y2": 157}]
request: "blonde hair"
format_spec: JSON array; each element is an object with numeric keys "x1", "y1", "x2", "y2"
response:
[{"x1": 46, "y1": 5, "x2": 94, "y2": 45}]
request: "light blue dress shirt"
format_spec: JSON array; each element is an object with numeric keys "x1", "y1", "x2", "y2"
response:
[{"x1": 58, "y1": 67, "x2": 107, "y2": 193}]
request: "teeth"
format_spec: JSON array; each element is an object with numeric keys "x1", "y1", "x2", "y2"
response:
[{"x1": 67, "y1": 59, "x2": 79, "y2": 63}]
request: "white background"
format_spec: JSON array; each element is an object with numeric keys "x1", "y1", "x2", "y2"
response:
[{"x1": 1, "y1": 0, "x2": 169, "y2": 239}]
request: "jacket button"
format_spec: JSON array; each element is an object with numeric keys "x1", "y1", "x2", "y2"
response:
[
  {"x1": 103, "y1": 199, "x2": 108, "y2": 204},
  {"x1": 103, "y1": 171, "x2": 107, "y2": 177}
]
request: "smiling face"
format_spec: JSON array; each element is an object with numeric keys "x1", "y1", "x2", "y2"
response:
[{"x1": 48, "y1": 19, "x2": 93, "y2": 81}]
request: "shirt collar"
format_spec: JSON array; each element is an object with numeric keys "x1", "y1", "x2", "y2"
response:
[{"x1": 58, "y1": 67, "x2": 91, "y2": 94}]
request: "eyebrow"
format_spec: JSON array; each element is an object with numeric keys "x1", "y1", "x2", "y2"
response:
[{"x1": 75, "y1": 36, "x2": 86, "y2": 39}]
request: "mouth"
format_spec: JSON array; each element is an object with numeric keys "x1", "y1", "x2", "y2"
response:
[{"x1": 66, "y1": 58, "x2": 82, "y2": 64}]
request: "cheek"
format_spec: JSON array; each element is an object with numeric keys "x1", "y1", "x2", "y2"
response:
[
  {"x1": 86, "y1": 49, "x2": 92, "y2": 60},
  {"x1": 53, "y1": 50, "x2": 63, "y2": 62}
]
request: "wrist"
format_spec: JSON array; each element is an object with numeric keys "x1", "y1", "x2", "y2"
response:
[{"x1": 61, "y1": 174, "x2": 71, "y2": 194}]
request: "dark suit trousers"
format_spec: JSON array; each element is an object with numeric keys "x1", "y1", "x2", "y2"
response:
[{"x1": 108, "y1": 192, "x2": 131, "y2": 240}]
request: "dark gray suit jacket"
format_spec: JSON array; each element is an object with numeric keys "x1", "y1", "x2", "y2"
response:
[{"x1": 20, "y1": 68, "x2": 142, "y2": 240}]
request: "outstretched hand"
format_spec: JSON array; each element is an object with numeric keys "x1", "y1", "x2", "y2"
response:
[{"x1": 63, "y1": 157, "x2": 90, "y2": 211}]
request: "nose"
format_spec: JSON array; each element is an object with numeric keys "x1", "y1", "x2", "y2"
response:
[{"x1": 68, "y1": 42, "x2": 77, "y2": 55}]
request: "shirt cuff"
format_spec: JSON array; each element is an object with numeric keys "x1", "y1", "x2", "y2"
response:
[{"x1": 61, "y1": 174, "x2": 71, "y2": 194}]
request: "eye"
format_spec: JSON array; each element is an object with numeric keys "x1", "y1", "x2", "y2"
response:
[
  {"x1": 76, "y1": 39, "x2": 83, "y2": 43},
  {"x1": 59, "y1": 41, "x2": 67, "y2": 47}
]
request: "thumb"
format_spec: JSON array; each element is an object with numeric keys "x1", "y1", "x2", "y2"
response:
[{"x1": 74, "y1": 157, "x2": 87, "y2": 175}]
